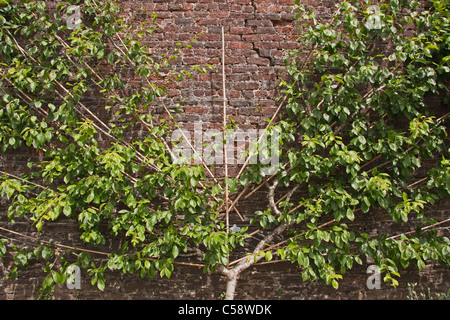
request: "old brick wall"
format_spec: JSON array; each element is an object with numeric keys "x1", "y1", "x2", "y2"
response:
[
  {"x1": 1, "y1": 0, "x2": 449, "y2": 300},
  {"x1": 123, "y1": 0, "x2": 300, "y2": 127},
  {"x1": 1, "y1": 251, "x2": 448, "y2": 300}
]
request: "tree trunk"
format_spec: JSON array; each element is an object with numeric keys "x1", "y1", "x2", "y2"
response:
[
  {"x1": 224, "y1": 273, "x2": 238, "y2": 300},
  {"x1": 219, "y1": 221, "x2": 294, "y2": 300}
]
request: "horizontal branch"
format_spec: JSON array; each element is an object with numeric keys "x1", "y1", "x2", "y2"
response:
[{"x1": 0, "y1": 225, "x2": 206, "y2": 268}]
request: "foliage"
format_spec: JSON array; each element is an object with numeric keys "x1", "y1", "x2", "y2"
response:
[
  {"x1": 0, "y1": 0, "x2": 449, "y2": 299},
  {"x1": 407, "y1": 282, "x2": 450, "y2": 300},
  {"x1": 0, "y1": 0, "x2": 225, "y2": 297},
  {"x1": 267, "y1": 0, "x2": 450, "y2": 289}
]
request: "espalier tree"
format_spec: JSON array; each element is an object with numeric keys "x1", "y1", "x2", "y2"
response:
[{"x1": 0, "y1": 0, "x2": 449, "y2": 300}]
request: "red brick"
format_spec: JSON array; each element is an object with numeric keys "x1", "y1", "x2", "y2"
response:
[
  {"x1": 182, "y1": 48, "x2": 208, "y2": 56},
  {"x1": 230, "y1": 27, "x2": 253, "y2": 34},
  {"x1": 242, "y1": 90, "x2": 255, "y2": 99},
  {"x1": 197, "y1": 18, "x2": 219, "y2": 25},
  {"x1": 184, "y1": 106, "x2": 209, "y2": 114},
  {"x1": 209, "y1": 11, "x2": 230, "y2": 18},
  {"x1": 247, "y1": 56, "x2": 270, "y2": 66},
  {"x1": 231, "y1": 65, "x2": 258, "y2": 73},
  {"x1": 242, "y1": 34, "x2": 262, "y2": 42},
  {"x1": 246, "y1": 19, "x2": 273, "y2": 27},
  {"x1": 168, "y1": 89, "x2": 181, "y2": 97},
  {"x1": 230, "y1": 4, "x2": 242, "y2": 11},
  {"x1": 168, "y1": 3, "x2": 184, "y2": 11},
  {"x1": 261, "y1": 34, "x2": 284, "y2": 42},
  {"x1": 279, "y1": 41, "x2": 299, "y2": 50},
  {"x1": 228, "y1": 90, "x2": 241, "y2": 99},
  {"x1": 255, "y1": 89, "x2": 275, "y2": 98},
  {"x1": 226, "y1": 55, "x2": 243, "y2": 65},
  {"x1": 254, "y1": 41, "x2": 281, "y2": 49},
  {"x1": 233, "y1": 0, "x2": 253, "y2": 4},
  {"x1": 255, "y1": 27, "x2": 277, "y2": 35},
  {"x1": 234, "y1": 81, "x2": 260, "y2": 90},
  {"x1": 228, "y1": 42, "x2": 253, "y2": 49},
  {"x1": 182, "y1": 56, "x2": 207, "y2": 65},
  {"x1": 242, "y1": 5, "x2": 255, "y2": 13},
  {"x1": 224, "y1": 34, "x2": 242, "y2": 41},
  {"x1": 197, "y1": 33, "x2": 221, "y2": 41},
  {"x1": 222, "y1": 18, "x2": 246, "y2": 26},
  {"x1": 229, "y1": 12, "x2": 255, "y2": 20},
  {"x1": 178, "y1": 33, "x2": 194, "y2": 41},
  {"x1": 193, "y1": 89, "x2": 205, "y2": 97},
  {"x1": 182, "y1": 3, "x2": 196, "y2": 10}
]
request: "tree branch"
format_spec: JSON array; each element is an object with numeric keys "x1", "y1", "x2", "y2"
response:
[{"x1": 268, "y1": 178, "x2": 281, "y2": 217}]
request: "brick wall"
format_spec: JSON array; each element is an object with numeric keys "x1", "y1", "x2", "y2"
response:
[
  {"x1": 1, "y1": 0, "x2": 449, "y2": 300},
  {"x1": 121, "y1": 0, "x2": 303, "y2": 128}
]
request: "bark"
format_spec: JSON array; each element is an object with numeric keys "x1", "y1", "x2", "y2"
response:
[
  {"x1": 224, "y1": 271, "x2": 239, "y2": 300},
  {"x1": 219, "y1": 221, "x2": 294, "y2": 300},
  {"x1": 216, "y1": 177, "x2": 298, "y2": 300}
]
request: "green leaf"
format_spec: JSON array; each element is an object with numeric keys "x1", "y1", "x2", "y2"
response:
[
  {"x1": 172, "y1": 246, "x2": 179, "y2": 259},
  {"x1": 49, "y1": 70, "x2": 57, "y2": 82},
  {"x1": 52, "y1": 271, "x2": 65, "y2": 284},
  {"x1": 174, "y1": 198, "x2": 185, "y2": 210},
  {"x1": 361, "y1": 196, "x2": 370, "y2": 213},
  {"x1": 97, "y1": 278, "x2": 105, "y2": 291},
  {"x1": 0, "y1": 240, "x2": 7, "y2": 258},
  {"x1": 297, "y1": 252, "x2": 309, "y2": 267},
  {"x1": 225, "y1": 177, "x2": 238, "y2": 194},
  {"x1": 346, "y1": 208, "x2": 355, "y2": 221},
  {"x1": 63, "y1": 205, "x2": 72, "y2": 217},
  {"x1": 59, "y1": 135, "x2": 69, "y2": 143},
  {"x1": 37, "y1": 133, "x2": 46, "y2": 145},
  {"x1": 14, "y1": 252, "x2": 27, "y2": 266},
  {"x1": 331, "y1": 279, "x2": 339, "y2": 289},
  {"x1": 86, "y1": 190, "x2": 95, "y2": 203},
  {"x1": 41, "y1": 246, "x2": 53, "y2": 260}
]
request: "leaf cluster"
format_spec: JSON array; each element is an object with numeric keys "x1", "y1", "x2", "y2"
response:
[
  {"x1": 244, "y1": 0, "x2": 450, "y2": 288},
  {"x1": 0, "y1": 0, "x2": 230, "y2": 294}
]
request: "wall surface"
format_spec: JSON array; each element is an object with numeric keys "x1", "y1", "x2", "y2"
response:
[{"x1": 1, "y1": 0, "x2": 449, "y2": 300}]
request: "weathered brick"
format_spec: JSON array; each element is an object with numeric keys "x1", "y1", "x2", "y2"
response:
[
  {"x1": 229, "y1": 11, "x2": 255, "y2": 20},
  {"x1": 255, "y1": 26, "x2": 277, "y2": 35},
  {"x1": 242, "y1": 34, "x2": 262, "y2": 42},
  {"x1": 231, "y1": 65, "x2": 259, "y2": 74},
  {"x1": 242, "y1": 90, "x2": 255, "y2": 99},
  {"x1": 234, "y1": 81, "x2": 260, "y2": 90},
  {"x1": 279, "y1": 41, "x2": 299, "y2": 50},
  {"x1": 254, "y1": 41, "x2": 281, "y2": 49},
  {"x1": 209, "y1": 11, "x2": 230, "y2": 18},
  {"x1": 247, "y1": 56, "x2": 271, "y2": 66},
  {"x1": 230, "y1": 26, "x2": 253, "y2": 34},
  {"x1": 222, "y1": 18, "x2": 246, "y2": 26},
  {"x1": 260, "y1": 33, "x2": 284, "y2": 42},
  {"x1": 197, "y1": 18, "x2": 220, "y2": 25},
  {"x1": 196, "y1": 33, "x2": 221, "y2": 41},
  {"x1": 223, "y1": 34, "x2": 242, "y2": 41},
  {"x1": 228, "y1": 41, "x2": 254, "y2": 49},
  {"x1": 246, "y1": 19, "x2": 273, "y2": 27},
  {"x1": 174, "y1": 18, "x2": 193, "y2": 25},
  {"x1": 256, "y1": 4, "x2": 284, "y2": 14},
  {"x1": 182, "y1": 56, "x2": 208, "y2": 65}
]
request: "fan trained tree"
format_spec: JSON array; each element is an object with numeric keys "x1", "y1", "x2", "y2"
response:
[{"x1": 0, "y1": 0, "x2": 449, "y2": 300}]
